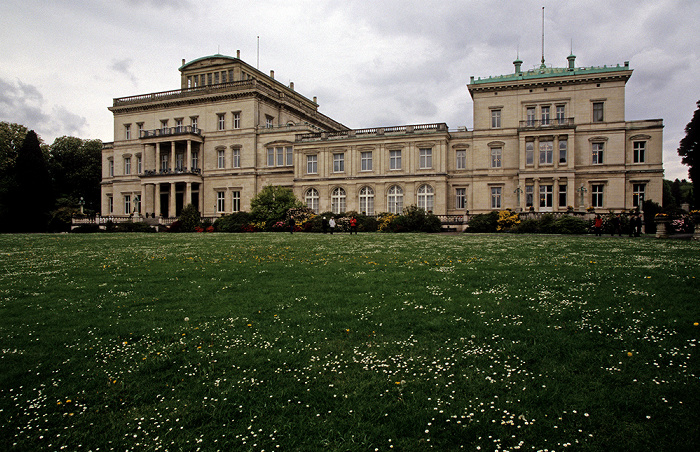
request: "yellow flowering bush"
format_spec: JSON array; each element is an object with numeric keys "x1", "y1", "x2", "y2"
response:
[{"x1": 497, "y1": 209, "x2": 521, "y2": 232}]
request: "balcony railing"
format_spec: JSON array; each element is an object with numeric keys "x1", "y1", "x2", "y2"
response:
[
  {"x1": 141, "y1": 168, "x2": 202, "y2": 177},
  {"x1": 296, "y1": 123, "x2": 448, "y2": 142},
  {"x1": 519, "y1": 118, "x2": 575, "y2": 130},
  {"x1": 114, "y1": 79, "x2": 257, "y2": 106},
  {"x1": 140, "y1": 126, "x2": 202, "y2": 139}
]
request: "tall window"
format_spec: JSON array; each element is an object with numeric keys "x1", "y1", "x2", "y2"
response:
[
  {"x1": 539, "y1": 140, "x2": 553, "y2": 165},
  {"x1": 137, "y1": 123, "x2": 144, "y2": 136},
  {"x1": 591, "y1": 184, "x2": 604, "y2": 208},
  {"x1": 216, "y1": 191, "x2": 225, "y2": 213},
  {"x1": 124, "y1": 195, "x2": 131, "y2": 214},
  {"x1": 217, "y1": 114, "x2": 225, "y2": 131},
  {"x1": 217, "y1": 150, "x2": 225, "y2": 169},
  {"x1": 233, "y1": 148, "x2": 241, "y2": 168},
  {"x1": 633, "y1": 141, "x2": 646, "y2": 163},
  {"x1": 525, "y1": 142, "x2": 534, "y2": 165},
  {"x1": 556, "y1": 105, "x2": 566, "y2": 124},
  {"x1": 633, "y1": 183, "x2": 646, "y2": 207},
  {"x1": 389, "y1": 150, "x2": 401, "y2": 170},
  {"x1": 491, "y1": 147, "x2": 502, "y2": 168},
  {"x1": 541, "y1": 106, "x2": 550, "y2": 125},
  {"x1": 306, "y1": 155, "x2": 317, "y2": 174},
  {"x1": 124, "y1": 157, "x2": 131, "y2": 175},
  {"x1": 267, "y1": 148, "x2": 275, "y2": 167},
  {"x1": 592, "y1": 142, "x2": 604, "y2": 164},
  {"x1": 359, "y1": 186, "x2": 374, "y2": 215},
  {"x1": 491, "y1": 109, "x2": 501, "y2": 128},
  {"x1": 361, "y1": 151, "x2": 373, "y2": 171},
  {"x1": 160, "y1": 120, "x2": 168, "y2": 133},
  {"x1": 559, "y1": 139, "x2": 568, "y2": 164},
  {"x1": 525, "y1": 185, "x2": 534, "y2": 207},
  {"x1": 305, "y1": 188, "x2": 319, "y2": 213},
  {"x1": 233, "y1": 112, "x2": 241, "y2": 129},
  {"x1": 331, "y1": 187, "x2": 346, "y2": 214},
  {"x1": 176, "y1": 119, "x2": 183, "y2": 133},
  {"x1": 455, "y1": 188, "x2": 466, "y2": 209},
  {"x1": 387, "y1": 185, "x2": 403, "y2": 214},
  {"x1": 593, "y1": 102, "x2": 604, "y2": 122},
  {"x1": 286, "y1": 147, "x2": 293, "y2": 166},
  {"x1": 125, "y1": 124, "x2": 131, "y2": 140},
  {"x1": 191, "y1": 151, "x2": 199, "y2": 170},
  {"x1": 267, "y1": 146, "x2": 293, "y2": 167},
  {"x1": 176, "y1": 153, "x2": 184, "y2": 171},
  {"x1": 221, "y1": 71, "x2": 227, "y2": 84},
  {"x1": 539, "y1": 185, "x2": 553, "y2": 208},
  {"x1": 526, "y1": 107, "x2": 536, "y2": 126},
  {"x1": 214, "y1": 72, "x2": 219, "y2": 84},
  {"x1": 419, "y1": 148, "x2": 433, "y2": 169},
  {"x1": 108, "y1": 196, "x2": 113, "y2": 214},
  {"x1": 417, "y1": 185, "x2": 434, "y2": 212},
  {"x1": 266, "y1": 116, "x2": 274, "y2": 128},
  {"x1": 231, "y1": 191, "x2": 241, "y2": 212},
  {"x1": 456, "y1": 149, "x2": 466, "y2": 169},
  {"x1": 161, "y1": 154, "x2": 169, "y2": 171},
  {"x1": 333, "y1": 153, "x2": 345, "y2": 172},
  {"x1": 559, "y1": 184, "x2": 567, "y2": 207},
  {"x1": 491, "y1": 187, "x2": 502, "y2": 209},
  {"x1": 277, "y1": 147, "x2": 285, "y2": 166},
  {"x1": 191, "y1": 117, "x2": 198, "y2": 132},
  {"x1": 136, "y1": 155, "x2": 142, "y2": 174}
]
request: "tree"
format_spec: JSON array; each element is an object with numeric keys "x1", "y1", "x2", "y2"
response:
[
  {"x1": 48, "y1": 136, "x2": 102, "y2": 213},
  {"x1": 0, "y1": 122, "x2": 29, "y2": 225},
  {"x1": 678, "y1": 100, "x2": 700, "y2": 208},
  {"x1": 178, "y1": 204, "x2": 201, "y2": 232},
  {"x1": 250, "y1": 185, "x2": 303, "y2": 227},
  {"x1": 12, "y1": 130, "x2": 54, "y2": 232}
]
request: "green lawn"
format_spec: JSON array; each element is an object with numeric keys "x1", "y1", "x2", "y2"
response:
[{"x1": 0, "y1": 233, "x2": 698, "y2": 451}]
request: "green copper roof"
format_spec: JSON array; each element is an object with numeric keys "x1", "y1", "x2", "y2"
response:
[{"x1": 470, "y1": 61, "x2": 631, "y2": 85}]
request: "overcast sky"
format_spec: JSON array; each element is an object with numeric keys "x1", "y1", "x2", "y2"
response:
[{"x1": 1, "y1": 0, "x2": 698, "y2": 180}]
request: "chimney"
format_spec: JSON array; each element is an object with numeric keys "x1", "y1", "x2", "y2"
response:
[
  {"x1": 289, "y1": 81, "x2": 294, "y2": 90},
  {"x1": 270, "y1": 70, "x2": 275, "y2": 79},
  {"x1": 182, "y1": 58, "x2": 186, "y2": 66},
  {"x1": 313, "y1": 96, "x2": 317, "y2": 104},
  {"x1": 236, "y1": 50, "x2": 240, "y2": 59}
]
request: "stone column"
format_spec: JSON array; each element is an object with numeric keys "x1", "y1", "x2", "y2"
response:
[
  {"x1": 534, "y1": 178, "x2": 540, "y2": 211},
  {"x1": 170, "y1": 182, "x2": 177, "y2": 217},
  {"x1": 186, "y1": 140, "x2": 192, "y2": 171},
  {"x1": 155, "y1": 143, "x2": 161, "y2": 172},
  {"x1": 185, "y1": 182, "x2": 192, "y2": 208},
  {"x1": 141, "y1": 184, "x2": 147, "y2": 216},
  {"x1": 170, "y1": 142, "x2": 176, "y2": 171},
  {"x1": 155, "y1": 184, "x2": 161, "y2": 217}
]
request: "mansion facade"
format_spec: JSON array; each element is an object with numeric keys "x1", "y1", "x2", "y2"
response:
[{"x1": 102, "y1": 52, "x2": 663, "y2": 218}]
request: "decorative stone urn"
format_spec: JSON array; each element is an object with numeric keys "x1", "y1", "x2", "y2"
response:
[
  {"x1": 692, "y1": 213, "x2": 700, "y2": 240},
  {"x1": 654, "y1": 215, "x2": 670, "y2": 238}
]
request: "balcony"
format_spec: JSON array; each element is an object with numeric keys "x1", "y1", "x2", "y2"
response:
[
  {"x1": 141, "y1": 168, "x2": 202, "y2": 177},
  {"x1": 113, "y1": 80, "x2": 257, "y2": 107},
  {"x1": 140, "y1": 126, "x2": 202, "y2": 139},
  {"x1": 519, "y1": 117, "x2": 575, "y2": 130},
  {"x1": 296, "y1": 123, "x2": 448, "y2": 142}
]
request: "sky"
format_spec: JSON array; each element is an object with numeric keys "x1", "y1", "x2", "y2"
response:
[{"x1": 1, "y1": 0, "x2": 698, "y2": 180}]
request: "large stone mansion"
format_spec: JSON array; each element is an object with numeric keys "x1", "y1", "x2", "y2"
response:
[{"x1": 101, "y1": 51, "x2": 663, "y2": 218}]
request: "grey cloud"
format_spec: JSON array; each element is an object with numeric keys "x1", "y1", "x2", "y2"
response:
[
  {"x1": 123, "y1": 0, "x2": 192, "y2": 9},
  {"x1": 110, "y1": 58, "x2": 138, "y2": 84}
]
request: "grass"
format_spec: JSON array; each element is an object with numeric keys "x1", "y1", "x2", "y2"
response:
[{"x1": 0, "y1": 232, "x2": 698, "y2": 451}]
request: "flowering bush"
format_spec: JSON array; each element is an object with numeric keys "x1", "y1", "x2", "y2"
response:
[{"x1": 497, "y1": 209, "x2": 520, "y2": 231}]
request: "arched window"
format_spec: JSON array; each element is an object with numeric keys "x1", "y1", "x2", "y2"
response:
[
  {"x1": 331, "y1": 187, "x2": 346, "y2": 214},
  {"x1": 305, "y1": 188, "x2": 319, "y2": 213},
  {"x1": 387, "y1": 185, "x2": 403, "y2": 214},
  {"x1": 417, "y1": 184, "x2": 434, "y2": 212},
  {"x1": 359, "y1": 186, "x2": 374, "y2": 215}
]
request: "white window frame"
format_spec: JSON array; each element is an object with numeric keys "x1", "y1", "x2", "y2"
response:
[
  {"x1": 333, "y1": 153, "x2": 345, "y2": 173},
  {"x1": 591, "y1": 184, "x2": 604, "y2": 208},
  {"x1": 541, "y1": 106, "x2": 550, "y2": 125},
  {"x1": 593, "y1": 102, "x2": 604, "y2": 123},
  {"x1": 217, "y1": 150, "x2": 225, "y2": 169},
  {"x1": 361, "y1": 151, "x2": 373, "y2": 171},
  {"x1": 592, "y1": 142, "x2": 604, "y2": 165},
  {"x1": 456, "y1": 149, "x2": 466, "y2": 169},
  {"x1": 216, "y1": 191, "x2": 226, "y2": 213},
  {"x1": 417, "y1": 184, "x2": 434, "y2": 212},
  {"x1": 305, "y1": 188, "x2": 319, "y2": 213},
  {"x1": 124, "y1": 157, "x2": 131, "y2": 175},
  {"x1": 190, "y1": 117, "x2": 198, "y2": 132},
  {"x1": 217, "y1": 114, "x2": 225, "y2": 131},
  {"x1": 331, "y1": 187, "x2": 346, "y2": 214},
  {"x1": 389, "y1": 150, "x2": 401, "y2": 170},
  {"x1": 539, "y1": 185, "x2": 553, "y2": 209},
  {"x1": 559, "y1": 139, "x2": 567, "y2": 164},
  {"x1": 233, "y1": 112, "x2": 241, "y2": 129},
  {"x1": 490, "y1": 187, "x2": 502, "y2": 209},
  {"x1": 176, "y1": 153, "x2": 184, "y2": 171},
  {"x1": 232, "y1": 191, "x2": 241, "y2": 212},
  {"x1": 419, "y1": 148, "x2": 432, "y2": 169},
  {"x1": 108, "y1": 159, "x2": 114, "y2": 177},
  {"x1": 526, "y1": 107, "x2": 536, "y2": 126},
  {"x1": 125, "y1": 124, "x2": 131, "y2": 140},
  {"x1": 490, "y1": 147, "x2": 502, "y2": 168},
  {"x1": 455, "y1": 188, "x2": 466, "y2": 209},
  {"x1": 232, "y1": 148, "x2": 241, "y2": 168},
  {"x1": 306, "y1": 155, "x2": 317, "y2": 174},
  {"x1": 191, "y1": 151, "x2": 199, "y2": 170},
  {"x1": 525, "y1": 142, "x2": 534, "y2": 166},
  {"x1": 539, "y1": 140, "x2": 553, "y2": 165},
  {"x1": 267, "y1": 148, "x2": 275, "y2": 167},
  {"x1": 633, "y1": 141, "x2": 646, "y2": 163},
  {"x1": 359, "y1": 186, "x2": 374, "y2": 215},
  {"x1": 491, "y1": 109, "x2": 502, "y2": 129},
  {"x1": 387, "y1": 185, "x2": 403, "y2": 214},
  {"x1": 633, "y1": 183, "x2": 645, "y2": 207},
  {"x1": 175, "y1": 119, "x2": 184, "y2": 133},
  {"x1": 556, "y1": 105, "x2": 566, "y2": 124},
  {"x1": 266, "y1": 116, "x2": 274, "y2": 128},
  {"x1": 124, "y1": 195, "x2": 131, "y2": 214}
]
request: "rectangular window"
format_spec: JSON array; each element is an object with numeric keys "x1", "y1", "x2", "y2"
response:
[
  {"x1": 108, "y1": 159, "x2": 114, "y2": 177},
  {"x1": 390, "y1": 150, "x2": 402, "y2": 170},
  {"x1": 539, "y1": 140, "x2": 553, "y2": 165},
  {"x1": 633, "y1": 183, "x2": 646, "y2": 207},
  {"x1": 221, "y1": 71, "x2": 227, "y2": 84},
  {"x1": 491, "y1": 187, "x2": 502, "y2": 209},
  {"x1": 541, "y1": 106, "x2": 550, "y2": 125},
  {"x1": 559, "y1": 184, "x2": 567, "y2": 207},
  {"x1": 233, "y1": 112, "x2": 241, "y2": 129},
  {"x1": 361, "y1": 151, "x2": 373, "y2": 171},
  {"x1": 124, "y1": 157, "x2": 131, "y2": 175},
  {"x1": 526, "y1": 107, "x2": 536, "y2": 126},
  {"x1": 559, "y1": 139, "x2": 568, "y2": 164},
  {"x1": 267, "y1": 148, "x2": 275, "y2": 167},
  {"x1": 176, "y1": 153, "x2": 184, "y2": 171},
  {"x1": 456, "y1": 149, "x2": 466, "y2": 169},
  {"x1": 556, "y1": 105, "x2": 566, "y2": 124},
  {"x1": 108, "y1": 196, "x2": 113, "y2": 214},
  {"x1": 217, "y1": 114, "x2": 225, "y2": 131},
  {"x1": 276, "y1": 147, "x2": 284, "y2": 167},
  {"x1": 232, "y1": 191, "x2": 241, "y2": 212},
  {"x1": 233, "y1": 149, "x2": 241, "y2": 168},
  {"x1": 419, "y1": 148, "x2": 433, "y2": 169},
  {"x1": 207, "y1": 73, "x2": 213, "y2": 85},
  {"x1": 191, "y1": 151, "x2": 198, "y2": 169},
  {"x1": 593, "y1": 102, "x2": 604, "y2": 122},
  {"x1": 214, "y1": 72, "x2": 220, "y2": 84},
  {"x1": 216, "y1": 191, "x2": 225, "y2": 212},
  {"x1": 266, "y1": 116, "x2": 274, "y2": 128},
  {"x1": 634, "y1": 141, "x2": 646, "y2": 163},
  {"x1": 306, "y1": 155, "x2": 318, "y2": 174},
  {"x1": 286, "y1": 146, "x2": 293, "y2": 166},
  {"x1": 191, "y1": 117, "x2": 198, "y2": 132},
  {"x1": 525, "y1": 142, "x2": 534, "y2": 165},
  {"x1": 455, "y1": 188, "x2": 466, "y2": 209},
  {"x1": 160, "y1": 120, "x2": 168, "y2": 133},
  {"x1": 228, "y1": 70, "x2": 234, "y2": 82},
  {"x1": 491, "y1": 147, "x2": 502, "y2": 168},
  {"x1": 175, "y1": 119, "x2": 183, "y2": 133},
  {"x1": 333, "y1": 153, "x2": 345, "y2": 172},
  {"x1": 125, "y1": 124, "x2": 131, "y2": 140},
  {"x1": 137, "y1": 123, "x2": 144, "y2": 136},
  {"x1": 136, "y1": 155, "x2": 142, "y2": 174},
  {"x1": 592, "y1": 184, "x2": 604, "y2": 208},
  {"x1": 539, "y1": 185, "x2": 553, "y2": 208},
  {"x1": 491, "y1": 109, "x2": 501, "y2": 128},
  {"x1": 217, "y1": 150, "x2": 225, "y2": 169},
  {"x1": 161, "y1": 153, "x2": 168, "y2": 171},
  {"x1": 592, "y1": 142, "x2": 604, "y2": 164},
  {"x1": 124, "y1": 195, "x2": 131, "y2": 215},
  {"x1": 525, "y1": 185, "x2": 534, "y2": 207}
]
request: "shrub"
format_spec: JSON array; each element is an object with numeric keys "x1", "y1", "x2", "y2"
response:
[
  {"x1": 214, "y1": 212, "x2": 253, "y2": 232},
  {"x1": 466, "y1": 211, "x2": 498, "y2": 233},
  {"x1": 552, "y1": 215, "x2": 589, "y2": 234},
  {"x1": 178, "y1": 204, "x2": 201, "y2": 232},
  {"x1": 115, "y1": 221, "x2": 155, "y2": 232},
  {"x1": 514, "y1": 218, "x2": 541, "y2": 233},
  {"x1": 497, "y1": 209, "x2": 520, "y2": 232}
]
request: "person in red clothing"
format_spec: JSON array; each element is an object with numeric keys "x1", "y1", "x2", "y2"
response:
[
  {"x1": 349, "y1": 216, "x2": 358, "y2": 235},
  {"x1": 594, "y1": 215, "x2": 603, "y2": 236}
]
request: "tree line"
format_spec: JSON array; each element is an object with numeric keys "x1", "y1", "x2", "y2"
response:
[{"x1": 0, "y1": 122, "x2": 102, "y2": 232}]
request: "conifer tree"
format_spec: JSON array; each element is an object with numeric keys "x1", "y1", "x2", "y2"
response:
[
  {"x1": 678, "y1": 100, "x2": 700, "y2": 208},
  {"x1": 14, "y1": 130, "x2": 54, "y2": 231}
]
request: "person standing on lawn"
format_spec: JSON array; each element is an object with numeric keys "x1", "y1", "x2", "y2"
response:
[
  {"x1": 349, "y1": 216, "x2": 358, "y2": 234},
  {"x1": 328, "y1": 217, "x2": 336, "y2": 234},
  {"x1": 594, "y1": 215, "x2": 603, "y2": 236}
]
